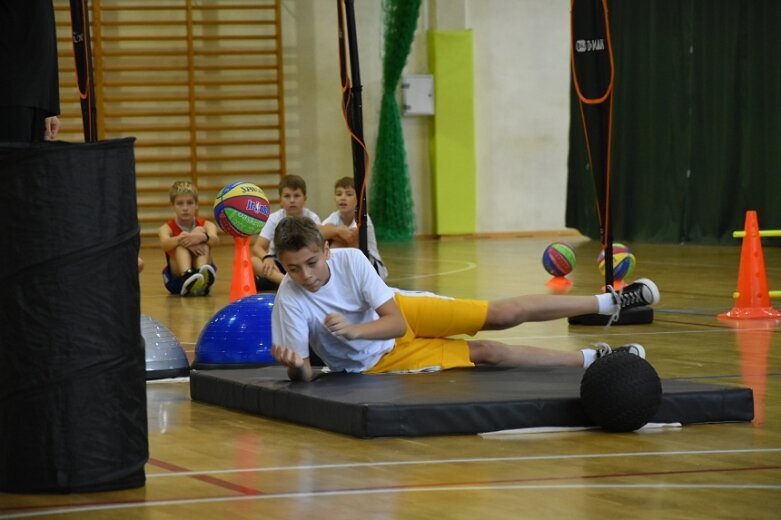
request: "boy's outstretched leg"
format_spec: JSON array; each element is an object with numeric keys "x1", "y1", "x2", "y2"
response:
[
  {"x1": 482, "y1": 278, "x2": 660, "y2": 330},
  {"x1": 468, "y1": 340, "x2": 647, "y2": 369},
  {"x1": 469, "y1": 339, "x2": 583, "y2": 367}
]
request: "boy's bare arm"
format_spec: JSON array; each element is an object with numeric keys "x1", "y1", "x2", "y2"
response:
[
  {"x1": 252, "y1": 236, "x2": 271, "y2": 258},
  {"x1": 271, "y1": 345, "x2": 314, "y2": 382},
  {"x1": 204, "y1": 221, "x2": 220, "y2": 246},
  {"x1": 158, "y1": 224, "x2": 180, "y2": 251},
  {"x1": 319, "y1": 224, "x2": 357, "y2": 247},
  {"x1": 193, "y1": 221, "x2": 220, "y2": 247},
  {"x1": 324, "y1": 297, "x2": 406, "y2": 340}
]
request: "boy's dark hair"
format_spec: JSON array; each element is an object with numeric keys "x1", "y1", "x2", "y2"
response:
[
  {"x1": 274, "y1": 216, "x2": 324, "y2": 256},
  {"x1": 279, "y1": 174, "x2": 307, "y2": 195},
  {"x1": 334, "y1": 176, "x2": 354, "y2": 190}
]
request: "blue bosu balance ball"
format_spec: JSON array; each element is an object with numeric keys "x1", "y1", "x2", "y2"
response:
[
  {"x1": 193, "y1": 293, "x2": 275, "y2": 369},
  {"x1": 142, "y1": 315, "x2": 190, "y2": 380}
]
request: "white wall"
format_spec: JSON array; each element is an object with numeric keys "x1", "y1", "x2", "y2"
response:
[{"x1": 281, "y1": 0, "x2": 571, "y2": 235}]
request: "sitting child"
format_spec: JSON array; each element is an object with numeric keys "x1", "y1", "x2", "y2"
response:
[
  {"x1": 321, "y1": 176, "x2": 388, "y2": 280},
  {"x1": 269, "y1": 216, "x2": 660, "y2": 382},
  {"x1": 252, "y1": 174, "x2": 352, "y2": 291},
  {"x1": 158, "y1": 180, "x2": 220, "y2": 296}
]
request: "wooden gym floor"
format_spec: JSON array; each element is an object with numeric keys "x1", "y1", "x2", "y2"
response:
[{"x1": 1, "y1": 236, "x2": 780, "y2": 519}]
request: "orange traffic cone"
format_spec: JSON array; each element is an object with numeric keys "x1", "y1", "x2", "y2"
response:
[
  {"x1": 229, "y1": 235, "x2": 257, "y2": 302},
  {"x1": 719, "y1": 210, "x2": 781, "y2": 320}
]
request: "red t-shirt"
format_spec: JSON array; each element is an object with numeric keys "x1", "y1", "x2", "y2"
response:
[{"x1": 165, "y1": 217, "x2": 206, "y2": 258}]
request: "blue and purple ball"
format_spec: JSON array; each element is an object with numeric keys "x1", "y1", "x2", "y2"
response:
[{"x1": 542, "y1": 242, "x2": 577, "y2": 277}]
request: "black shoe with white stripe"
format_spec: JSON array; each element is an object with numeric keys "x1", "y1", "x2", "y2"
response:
[{"x1": 607, "y1": 278, "x2": 660, "y2": 324}]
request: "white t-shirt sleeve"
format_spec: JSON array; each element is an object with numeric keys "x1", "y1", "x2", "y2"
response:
[
  {"x1": 271, "y1": 285, "x2": 311, "y2": 358},
  {"x1": 260, "y1": 209, "x2": 284, "y2": 242},
  {"x1": 322, "y1": 211, "x2": 341, "y2": 226},
  {"x1": 304, "y1": 208, "x2": 321, "y2": 224}
]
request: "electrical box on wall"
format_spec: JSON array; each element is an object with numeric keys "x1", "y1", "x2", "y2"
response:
[{"x1": 401, "y1": 74, "x2": 434, "y2": 116}]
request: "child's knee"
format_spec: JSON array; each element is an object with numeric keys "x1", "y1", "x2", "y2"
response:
[
  {"x1": 468, "y1": 340, "x2": 505, "y2": 365},
  {"x1": 485, "y1": 300, "x2": 529, "y2": 329}
]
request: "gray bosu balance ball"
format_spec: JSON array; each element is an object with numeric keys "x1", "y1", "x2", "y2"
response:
[{"x1": 142, "y1": 315, "x2": 190, "y2": 380}]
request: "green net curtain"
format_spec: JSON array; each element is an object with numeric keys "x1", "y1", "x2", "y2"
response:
[
  {"x1": 567, "y1": 0, "x2": 781, "y2": 244},
  {"x1": 369, "y1": 0, "x2": 421, "y2": 242}
]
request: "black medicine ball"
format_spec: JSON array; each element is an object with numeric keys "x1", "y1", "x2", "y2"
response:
[{"x1": 580, "y1": 351, "x2": 663, "y2": 432}]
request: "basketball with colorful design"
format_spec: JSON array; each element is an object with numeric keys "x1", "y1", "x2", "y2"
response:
[
  {"x1": 542, "y1": 242, "x2": 576, "y2": 277},
  {"x1": 597, "y1": 243, "x2": 636, "y2": 280},
  {"x1": 213, "y1": 182, "x2": 270, "y2": 237}
]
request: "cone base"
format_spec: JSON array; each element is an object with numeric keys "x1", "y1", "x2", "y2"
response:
[
  {"x1": 718, "y1": 307, "x2": 781, "y2": 320},
  {"x1": 545, "y1": 276, "x2": 573, "y2": 294}
]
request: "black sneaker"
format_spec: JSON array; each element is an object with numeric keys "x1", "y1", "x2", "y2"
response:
[
  {"x1": 594, "y1": 342, "x2": 646, "y2": 360},
  {"x1": 607, "y1": 278, "x2": 660, "y2": 323},
  {"x1": 195, "y1": 264, "x2": 216, "y2": 295},
  {"x1": 180, "y1": 269, "x2": 204, "y2": 296}
]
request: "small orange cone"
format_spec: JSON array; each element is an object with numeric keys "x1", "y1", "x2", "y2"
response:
[
  {"x1": 229, "y1": 235, "x2": 257, "y2": 302},
  {"x1": 719, "y1": 210, "x2": 781, "y2": 320},
  {"x1": 546, "y1": 276, "x2": 573, "y2": 294}
]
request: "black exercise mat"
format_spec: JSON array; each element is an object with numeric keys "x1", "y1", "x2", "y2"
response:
[{"x1": 190, "y1": 366, "x2": 753, "y2": 438}]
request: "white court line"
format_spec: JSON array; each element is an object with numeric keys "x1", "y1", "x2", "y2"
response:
[
  {"x1": 383, "y1": 256, "x2": 477, "y2": 282},
  {"x1": 4, "y1": 482, "x2": 780, "y2": 518},
  {"x1": 147, "y1": 447, "x2": 781, "y2": 478}
]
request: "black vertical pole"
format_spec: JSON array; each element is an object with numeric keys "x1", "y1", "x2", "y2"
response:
[
  {"x1": 338, "y1": 0, "x2": 368, "y2": 256},
  {"x1": 571, "y1": 0, "x2": 614, "y2": 287},
  {"x1": 69, "y1": 0, "x2": 98, "y2": 142},
  {"x1": 569, "y1": 0, "x2": 653, "y2": 325}
]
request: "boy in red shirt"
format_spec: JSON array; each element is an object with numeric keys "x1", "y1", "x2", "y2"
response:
[{"x1": 158, "y1": 181, "x2": 220, "y2": 296}]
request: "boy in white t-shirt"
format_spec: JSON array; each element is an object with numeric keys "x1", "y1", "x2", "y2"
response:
[
  {"x1": 321, "y1": 176, "x2": 388, "y2": 280},
  {"x1": 270, "y1": 216, "x2": 661, "y2": 382},
  {"x1": 251, "y1": 175, "x2": 322, "y2": 289},
  {"x1": 252, "y1": 175, "x2": 353, "y2": 291}
]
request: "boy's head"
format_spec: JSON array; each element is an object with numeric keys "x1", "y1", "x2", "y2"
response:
[
  {"x1": 274, "y1": 216, "x2": 330, "y2": 292},
  {"x1": 278, "y1": 175, "x2": 307, "y2": 217},
  {"x1": 169, "y1": 180, "x2": 198, "y2": 203},
  {"x1": 333, "y1": 176, "x2": 357, "y2": 216},
  {"x1": 169, "y1": 181, "x2": 199, "y2": 222}
]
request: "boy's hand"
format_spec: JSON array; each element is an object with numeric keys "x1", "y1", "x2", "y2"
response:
[
  {"x1": 260, "y1": 257, "x2": 281, "y2": 278},
  {"x1": 178, "y1": 231, "x2": 200, "y2": 248},
  {"x1": 330, "y1": 226, "x2": 358, "y2": 247},
  {"x1": 324, "y1": 312, "x2": 358, "y2": 339},
  {"x1": 44, "y1": 116, "x2": 60, "y2": 140},
  {"x1": 272, "y1": 344, "x2": 305, "y2": 368}
]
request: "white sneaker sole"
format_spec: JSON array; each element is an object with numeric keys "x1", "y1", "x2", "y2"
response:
[
  {"x1": 619, "y1": 343, "x2": 646, "y2": 359},
  {"x1": 181, "y1": 273, "x2": 204, "y2": 296},
  {"x1": 199, "y1": 264, "x2": 216, "y2": 287},
  {"x1": 633, "y1": 278, "x2": 660, "y2": 305}
]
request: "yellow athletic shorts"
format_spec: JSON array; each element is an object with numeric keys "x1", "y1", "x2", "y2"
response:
[{"x1": 366, "y1": 293, "x2": 489, "y2": 374}]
